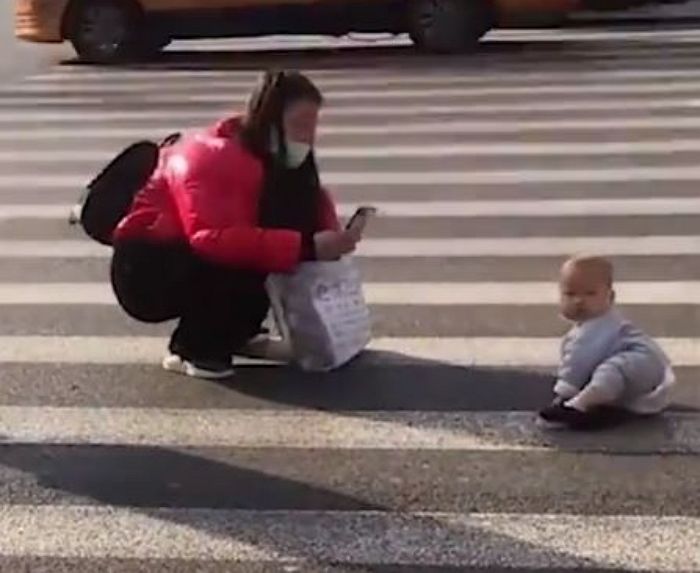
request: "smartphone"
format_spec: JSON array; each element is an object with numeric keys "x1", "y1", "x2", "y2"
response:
[{"x1": 345, "y1": 206, "x2": 377, "y2": 231}]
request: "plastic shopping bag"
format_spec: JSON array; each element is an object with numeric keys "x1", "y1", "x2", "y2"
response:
[{"x1": 266, "y1": 257, "x2": 371, "y2": 372}]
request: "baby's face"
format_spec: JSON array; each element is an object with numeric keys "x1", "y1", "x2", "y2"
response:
[{"x1": 559, "y1": 265, "x2": 613, "y2": 323}]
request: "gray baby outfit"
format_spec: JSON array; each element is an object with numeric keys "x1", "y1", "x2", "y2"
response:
[{"x1": 554, "y1": 309, "x2": 675, "y2": 414}]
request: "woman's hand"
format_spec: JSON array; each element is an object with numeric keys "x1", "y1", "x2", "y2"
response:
[{"x1": 314, "y1": 229, "x2": 360, "y2": 261}]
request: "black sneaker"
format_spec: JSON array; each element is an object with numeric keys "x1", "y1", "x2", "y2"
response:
[
  {"x1": 538, "y1": 402, "x2": 631, "y2": 431},
  {"x1": 538, "y1": 403, "x2": 586, "y2": 430}
]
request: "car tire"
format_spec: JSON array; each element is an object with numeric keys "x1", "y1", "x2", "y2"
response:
[
  {"x1": 409, "y1": 0, "x2": 493, "y2": 53},
  {"x1": 66, "y1": 0, "x2": 152, "y2": 63}
]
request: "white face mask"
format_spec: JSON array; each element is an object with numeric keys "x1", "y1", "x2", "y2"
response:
[
  {"x1": 270, "y1": 130, "x2": 311, "y2": 168},
  {"x1": 285, "y1": 140, "x2": 311, "y2": 168}
]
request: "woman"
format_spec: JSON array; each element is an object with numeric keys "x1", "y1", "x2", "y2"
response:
[{"x1": 110, "y1": 70, "x2": 361, "y2": 379}]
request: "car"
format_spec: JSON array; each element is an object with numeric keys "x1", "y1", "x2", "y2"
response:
[{"x1": 14, "y1": 0, "x2": 678, "y2": 63}]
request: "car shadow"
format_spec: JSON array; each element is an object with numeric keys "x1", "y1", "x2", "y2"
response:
[{"x1": 53, "y1": 30, "x2": 700, "y2": 73}]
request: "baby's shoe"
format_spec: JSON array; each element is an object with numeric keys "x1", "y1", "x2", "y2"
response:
[{"x1": 538, "y1": 402, "x2": 631, "y2": 431}]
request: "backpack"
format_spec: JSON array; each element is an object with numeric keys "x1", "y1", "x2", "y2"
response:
[{"x1": 69, "y1": 132, "x2": 182, "y2": 245}]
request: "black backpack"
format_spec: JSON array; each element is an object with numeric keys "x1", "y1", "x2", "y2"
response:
[{"x1": 69, "y1": 132, "x2": 181, "y2": 245}]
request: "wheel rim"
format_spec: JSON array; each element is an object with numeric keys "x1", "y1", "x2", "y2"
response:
[{"x1": 77, "y1": 4, "x2": 129, "y2": 57}]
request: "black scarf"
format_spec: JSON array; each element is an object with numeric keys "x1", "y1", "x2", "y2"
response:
[{"x1": 257, "y1": 154, "x2": 321, "y2": 235}]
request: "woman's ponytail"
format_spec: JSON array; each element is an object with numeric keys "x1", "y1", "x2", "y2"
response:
[{"x1": 241, "y1": 70, "x2": 286, "y2": 157}]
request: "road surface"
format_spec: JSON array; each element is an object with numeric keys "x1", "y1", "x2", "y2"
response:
[
  {"x1": 0, "y1": 1, "x2": 68, "y2": 83},
  {"x1": 571, "y1": 0, "x2": 700, "y2": 22},
  {"x1": 0, "y1": 28, "x2": 698, "y2": 571}
]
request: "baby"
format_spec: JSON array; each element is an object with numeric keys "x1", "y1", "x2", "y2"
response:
[{"x1": 538, "y1": 255, "x2": 676, "y2": 430}]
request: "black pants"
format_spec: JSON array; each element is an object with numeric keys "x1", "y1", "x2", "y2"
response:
[{"x1": 111, "y1": 240, "x2": 270, "y2": 363}]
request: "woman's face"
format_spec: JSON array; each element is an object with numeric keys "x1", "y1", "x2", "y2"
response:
[{"x1": 282, "y1": 99, "x2": 320, "y2": 145}]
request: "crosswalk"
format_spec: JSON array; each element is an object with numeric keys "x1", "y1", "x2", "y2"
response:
[{"x1": 0, "y1": 29, "x2": 699, "y2": 570}]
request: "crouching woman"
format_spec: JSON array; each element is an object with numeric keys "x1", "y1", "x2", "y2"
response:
[{"x1": 110, "y1": 70, "x2": 362, "y2": 379}]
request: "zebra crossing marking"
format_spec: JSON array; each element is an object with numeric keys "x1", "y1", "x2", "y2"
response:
[
  {"x1": 8, "y1": 139, "x2": 700, "y2": 161},
  {"x1": 0, "y1": 407, "x2": 696, "y2": 452},
  {"x1": 3, "y1": 97, "x2": 700, "y2": 123},
  {"x1": 0, "y1": 281, "x2": 697, "y2": 305},
  {"x1": 25, "y1": 65, "x2": 700, "y2": 84},
  {"x1": 0, "y1": 336, "x2": 695, "y2": 366},
  {"x1": 18, "y1": 76, "x2": 700, "y2": 95},
  {"x1": 0, "y1": 28, "x2": 699, "y2": 571},
  {"x1": 6, "y1": 116, "x2": 700, "y2": 138},
  {"x1": 9, "y1": 167, "x2": 700, "y2": 189},
  {"x1": 0, "y1": 505, "x2": 695, "y2": 568},
  {"x1": 0, "y1": 237, "x2": 698, "y2": 258},
  {"x1": 4, "y1": 198, "x2": 700, "y2": 219}
]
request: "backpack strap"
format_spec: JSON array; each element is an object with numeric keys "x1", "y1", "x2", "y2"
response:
[{"x1": 160, "y1": 132, "x2": 182, "y2": 147}]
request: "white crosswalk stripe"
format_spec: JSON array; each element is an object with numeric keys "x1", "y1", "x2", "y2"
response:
[
  {"x1": 0, "y1": 236, "x2": 698, "y2": 257},
  {"x1": 1, "y1": 506, "x2": 696, "y2": 569},
  {"x1": 9, "y1": 167, "x2": 700, "y2": 190},
  {"x1": 0, "y1": 29, "x2": 698, "y2": 570},
  {"x1": 7, "y1": 139, "x2": 700, "y2": 160},
  {"x1": 3, "y1": 97, "x2": 700, "y2": 122},
  {"x1": 0, "y1": 280, "x2": 698, "y2": 304},
  {"x1": 0, "y1": 335, "x2": 699, "y2": 366},
  {"x1": 4, "y1": 197, "x2": 700, "y2": 218},
  {"x1": 7, "y1": 117, "x2": 700, "y2": 137},
  {"x1": 5, "y1": 197, "x2": 700, "y2": 218},
  {"x1": 1, "y1": 406, "x2": 696, "y2": 452}
]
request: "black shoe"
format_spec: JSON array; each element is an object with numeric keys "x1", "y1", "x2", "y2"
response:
[
  {"x1": 538, "y1": 403, "x2": 588, "y2": 430},
  {"x1": 538, "y1": 402, "x2": 630, "y2": 431}
]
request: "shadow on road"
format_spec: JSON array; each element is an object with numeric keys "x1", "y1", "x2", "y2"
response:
[
  {"x1": 216, "y1": 358, "x2": 556, "y2": 412},
  {"x1": 0, "y1": 443, "x2": 615, "y2": 570}
]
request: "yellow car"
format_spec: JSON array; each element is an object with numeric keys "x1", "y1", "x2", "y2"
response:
[{"x1": 16, "y1": 0, "x2": 641, "y2": 63}]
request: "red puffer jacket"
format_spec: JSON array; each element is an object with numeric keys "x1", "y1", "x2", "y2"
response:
[{"x1": 113, "y1": 116, "x2": 340, "y2": 273}]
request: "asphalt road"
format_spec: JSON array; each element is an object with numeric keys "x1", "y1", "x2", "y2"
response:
[{"x1": 0, "y1": 24, "x2": 698, "y2": 571}]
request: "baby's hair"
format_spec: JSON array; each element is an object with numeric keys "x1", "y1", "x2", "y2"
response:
[{"x1": 561, "y1": 255, "x2": 614, "y2": 288}]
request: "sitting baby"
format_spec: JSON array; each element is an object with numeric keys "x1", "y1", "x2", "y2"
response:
[{"x1": 538, "y1": 255, "x2": 676, "y2": 430}]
